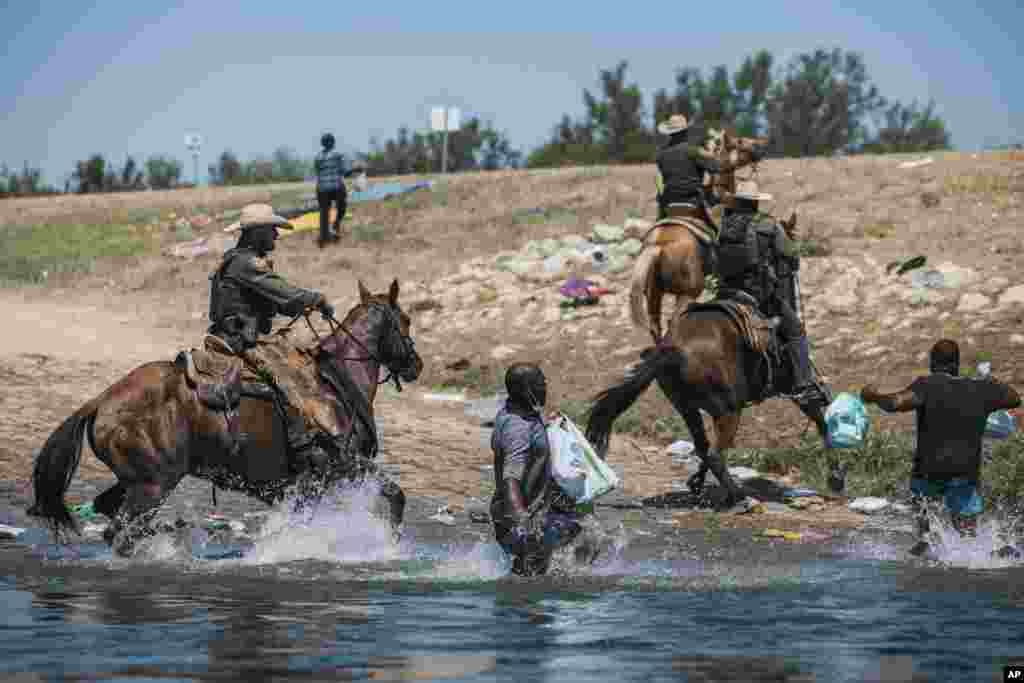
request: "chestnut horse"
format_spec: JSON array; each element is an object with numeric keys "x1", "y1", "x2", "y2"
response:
[
  {"x1": 629, "y1": 129, "x2": 769, "y2": 342},
  {"x1": 587, "y1": 301, "x2": 834, "y2": 509},
  {"x1": 28, "y1": 279, "x2": 422, "y2": 554}
]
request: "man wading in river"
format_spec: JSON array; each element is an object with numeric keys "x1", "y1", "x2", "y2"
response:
[
  {"x1": 861, "y1": 339, "x2": 1021, "y2": 558},
  {"x1": 490, "y1": 364, "x2": 585, "y2": 577}
]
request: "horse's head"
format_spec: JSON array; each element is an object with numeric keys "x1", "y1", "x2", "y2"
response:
[{"x1": 325, "y1": 279, "x2": 423, "y2": 385}]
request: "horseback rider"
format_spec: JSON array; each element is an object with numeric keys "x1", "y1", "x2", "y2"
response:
[
  {"x1": 655, "y1": 114, "x2": 765, "y2": 227},
  {"x1": 715, "y1": 181, "x2": 827, "y2": 404},
  {"x1": 209, "y1": 203, "x2": 336, "y2": 467}
]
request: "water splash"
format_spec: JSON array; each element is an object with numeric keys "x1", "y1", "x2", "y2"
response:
[
  {"x1": 920, "y1": 503, "x2": 1022, "y2": 569},
  {"x1": 242, "y1": 479, "x2": 403, "y2": 565}
]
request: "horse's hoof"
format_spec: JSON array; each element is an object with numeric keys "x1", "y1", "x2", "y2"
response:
[
  {"x1": 908, "y1": 541, "x2": 931, "y2": 558},
  {"x1": 686, "y1": 474, "x2": 705, "y2": 494}
]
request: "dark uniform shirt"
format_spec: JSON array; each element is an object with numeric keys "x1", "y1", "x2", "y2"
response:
[
  {"x1": 908, "y1": 373, "x2": 1020, "y2": 481},
  {"x1": 208, "y1": 247, "x2": 322, "y2": 351},
  {"x1": 718, "y1": 210, "x2": 799, "y2": 311},
  {"x1": 656, "y1": 140, "x2": 727, "y2": 208},
  {"x1": 315, "y1": 150, "x2": 350, "y2": 193}
]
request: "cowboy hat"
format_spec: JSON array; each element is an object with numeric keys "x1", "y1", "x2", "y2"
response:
[
  {"x1": 657, "y1": 114, "x2": 690, "y2": 136},
  {"x1": 734, "y1": 180, "x2": 773, "y2": 202},
  {"x1": 224, "y1": 203, "x2": 295, "y2": 233}
]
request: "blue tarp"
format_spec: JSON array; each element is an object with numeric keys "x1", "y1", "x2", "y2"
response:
[{"x1": 349, "y1": 180, "x2": 433, "y2": 203}]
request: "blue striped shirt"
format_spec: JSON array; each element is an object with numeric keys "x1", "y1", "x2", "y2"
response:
[{"x1": 315, "y1": 150, "x2": 349, "y2": 192}]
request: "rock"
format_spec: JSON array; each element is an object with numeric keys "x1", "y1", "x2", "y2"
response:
[
  {"x1": 591, "y1": 224, "x2": 626, "y2": 243},
  {"x1": 613, "y1": 238, "x2": 644, "y2": 257},
  {"x1": 979, "y1": 276, "x2": 1010, "y2": 296},
  {"x1": 623, "y1": 217, "x2": 653, "y2": 238},
  {"x1": 1011, "y1": 334, "x2": 1024, "y2": 346},
  {"x1": 848, "y1": 497, "x2": 890, "y2": 514},
  {"x1": 957, "y1": 293, "x2": 990, "y2": 312},
  {"x1": 999, "y1": 285, "x2": 1024, "y2": 306},
  {"x1": 489, "y1": 345, "x2": 521, "y2": 360},
  {"x1": 909, "y1": 269, "x2": 945, "y2": 289}
]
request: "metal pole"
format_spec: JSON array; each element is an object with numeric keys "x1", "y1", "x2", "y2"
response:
[{"x1": 441, "y1": 109, "x2": 449, "y2": 175}]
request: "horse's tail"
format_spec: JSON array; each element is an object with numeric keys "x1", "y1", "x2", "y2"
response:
[
  {"x1": 27, "y1": 399, "x2": 99, "y2": 536},
  {"x1": 586, "y1": 345, "x2": 687, "y2": 458},
  {"x1": 629, "y1": 241, "x2": 661, "y2": 330}
]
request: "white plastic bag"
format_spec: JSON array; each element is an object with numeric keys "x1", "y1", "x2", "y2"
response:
[
  {"x1": 546, "y1": 413, "x2": 620, "y2": 503},
  {"x1": 352, "y1": 172, "x2": 368, "y2": 193}
]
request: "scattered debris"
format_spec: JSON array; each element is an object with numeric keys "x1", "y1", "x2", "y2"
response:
[
  {"x1": 667, "y1": 440, "x2": 695, "y2": 457},
  {"x1": 727, "y1": 466, "x2": 762, "y2": 481},
  {"x1": 898, "y1": 157, "x2": 934, "y2": 169},
  {"x1": 848, "y1": 497, "x2": 891, "y2": 515},
  {"x1": 465, "y1": 395, "x2": 507, "y2": 426},
  {"x1": 761, "y1": 528, "x2": 803, "y2": 541},
  {"x1": 885, "y1": 255, "x2": 927, "y2": 276},
  {"x1": 429, "y1": 506, "x2": 457, "y2": 526},
  {"x1": 469, "y1": 510, "x2": 491, "y2": 524},
  {"x1": 0, "y1": 524, "x2": 25, "y2": 540},
  {"x1": 444, "y1": 358, "x2": 472, "y2": 372},
  {"x1": 422, "y1": 391, "x2": 466, "y2": 403}
]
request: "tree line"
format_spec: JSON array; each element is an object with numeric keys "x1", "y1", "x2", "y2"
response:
[
  {"x1": 529, "y1": 47, "x2": 952, "y2": 167},
  {"x1": 2, "y1": 46, "x2": 957, "y2": 196}
]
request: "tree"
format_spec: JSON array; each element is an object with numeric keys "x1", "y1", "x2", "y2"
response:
[
  {"x1": 208, "y1": 150, "x2": 243, "y2": 185},
  {"x1": 73, "y1": 154, "x2": 106, "y2": 193},
  {"x1": 863, "y1": 100, "x2": 951, "y2": 153},
  {"x1": 766, "y1": 48, "x2": 887, "y2": 157},
  {"x1": 145, "y1": 155, "x2": 182, "y2": 190},
  {"x1": 272, "y1": 146, "x2": 309, "y2": 182}
]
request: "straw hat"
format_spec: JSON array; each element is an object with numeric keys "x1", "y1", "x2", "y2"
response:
[
  {"x1": 224, "y1": 203, "x2": 295, "y2": 233},
  {"x1": 734, "y1": 180, "x2": 773, "y2": 202},
  {"x1": 657, "y1": 114, "x2": 690, "y2": 136}
]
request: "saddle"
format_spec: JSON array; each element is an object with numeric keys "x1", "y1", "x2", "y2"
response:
[
  {"x1": 177, "y1": 332, "x2": 341, "y2": 437},
  {"x1": 683, "y1": 292, "x2": 779, "y2": 356},
  {"x1": 175, "y1": 336, "x2": 243, "y2": 411},
  {"x1": 647, "y1": 204, "x2": 719, "y2": 245}
]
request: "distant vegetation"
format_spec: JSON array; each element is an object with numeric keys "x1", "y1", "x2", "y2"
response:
[{"x1": 1, "y1": 45, "x2": 959, "y2": 197}]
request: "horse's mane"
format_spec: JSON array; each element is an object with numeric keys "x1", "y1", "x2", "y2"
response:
[{"x1": 318, "y1": 353, "x2": 379, "y2": 459}]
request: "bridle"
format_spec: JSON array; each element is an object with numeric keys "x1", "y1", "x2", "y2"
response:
[{"x1": 286, "y1": 300, "x2": 418, "y2": 392}]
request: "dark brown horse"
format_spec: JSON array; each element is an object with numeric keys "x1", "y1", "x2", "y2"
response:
[
  {"x1": 28, "y1": 279, "x2": 422, "y2": 554},
  {"x1": 587, "y1": 302, "x2": 832, "y2": 508}
]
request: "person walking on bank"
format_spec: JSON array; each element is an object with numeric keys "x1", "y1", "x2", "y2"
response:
[
  {"x1": 860, "y1": 339, "x2": 1021, "y2": 558},
  {"x1": 314, "y1": 133, "x2": 356, "y2": 248}
]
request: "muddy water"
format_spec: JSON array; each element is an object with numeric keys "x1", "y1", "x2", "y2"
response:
[{"x1": 1, "y1": 484, "x2": 1023, "y2": 682}]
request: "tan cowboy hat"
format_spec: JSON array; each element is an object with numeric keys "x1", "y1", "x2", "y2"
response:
[
  {"x1": 657, "y1": 113, "x2": 689, "y2": 136},
  {"x1": 224, "y1": 203, "x2": 295, "y2": 233},
  {"x1": 734, "y1": 180, "x2": 773, "y2": 202}
]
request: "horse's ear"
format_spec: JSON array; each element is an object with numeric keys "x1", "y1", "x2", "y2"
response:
[
  {"x1": 388, "y1": 278, "x2": 400, "y2": 305},
  {"x1": 358, "y1": 280, "x2": 372, "y2": 303}
]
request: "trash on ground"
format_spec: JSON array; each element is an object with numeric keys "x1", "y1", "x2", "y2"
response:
[
  {"x1": 667, "y1": 440, "x2": 695, "y2": 457},
  {"x1": 985, "y1": 409, "x2": 1017, "y2": 440},
  {"x1": 909, "y1": 269, "x2": 946, "y2": 290},
  {"x1": 0, "y1": 524, "x2": 25, "y2": 540},
  {"x1": 429, "y1": 506, "x2": 457, "y2": 526},
  {"x1": 787, "y1": 497, "x2": 826, "y2": 511},
  {"x1": 898, "y1": 157, "x2": 934, "y2": 169},
  {"x1": 783, "y1": 488, "x2": 820, "y2": 498},
  {"x1": 727, "y1": 466, "x2": 761, "y2": 481},
  {"x1": 469, "y1": 510, "x2": 491, "y2": 524},
  {"x1": 761, "y1": 528, "x2": 804, "y2": 541},
  {"x1": 848, "y1": 497, "x2": 891, "y2": 514},
  {"x1": 422, "y1": 391, "x2": 467, "y2": 403},
  {"x1": 70, "y1": 502, "x2": 97, "y2": 522},
  {"x1": 464, "y1": 394, "x2": 507, "y2": 426}
]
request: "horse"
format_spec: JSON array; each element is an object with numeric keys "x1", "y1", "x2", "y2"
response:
[
  {"x1": 586, "y1": 299, "x2": 833, "y2": 509},
  {"x1": 28, "y1": 279, "x2": 423, "y2": 555},
  {"x1": 629, "y1": 128, "x2": 769, "y2": 343}
]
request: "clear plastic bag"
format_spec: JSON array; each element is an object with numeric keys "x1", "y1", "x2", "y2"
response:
[{"x1": 546, "y1": 414, "x2": 620, "y2": 502}]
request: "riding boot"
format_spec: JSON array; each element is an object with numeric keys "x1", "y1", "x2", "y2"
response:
[{"x1": 784, "y1": 336, "x2": 830, "y2": 404}]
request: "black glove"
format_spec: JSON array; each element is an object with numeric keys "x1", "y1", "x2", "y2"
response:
[
  {"x1": 751, "y1": 147, "x2": 767, "y2": 163},
  {"x1": 318, "y1": 300, "x2": 335, "y2": 320}
]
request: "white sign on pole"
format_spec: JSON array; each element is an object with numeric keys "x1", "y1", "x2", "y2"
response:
[{"x1": 430, "y1": 107, "x2": 460, "y2": 132}]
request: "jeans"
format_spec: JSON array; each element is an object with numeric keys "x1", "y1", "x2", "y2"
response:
[
  {"x1": 317, "y1": 188, "x2": 347, "y2": 242},
  {"x1": 494, "y1": 510, "x2": 582, "y2": 577}
]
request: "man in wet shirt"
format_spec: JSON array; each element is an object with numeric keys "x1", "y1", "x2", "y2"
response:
[
  {"x1": 861, "y1": 339, "x2": 1020, "y2": 556},
  {"x1": 490, "y1": 363, "x2": 582, "y2": 576}
]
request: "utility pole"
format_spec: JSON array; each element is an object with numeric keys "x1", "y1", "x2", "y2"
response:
[
  {"x1": 184, "y1": 133, "x2": 202, "y2": 186},
  {"x1": 431, "y1": 107, "x2": 459, "y2": 174}
]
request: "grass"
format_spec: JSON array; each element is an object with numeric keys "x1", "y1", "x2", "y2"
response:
[
  {"x1": 861, "y1": 220, "x2": 897, "y2": 240},
  {"x1": 511, "y1": 206, "x2": 577, "y2": 225},
  {"x1": 558, "y1": 398, "x2": 691, "y2": 441},
  {"x1": 0, "y1": 223, "x2": 153, "y2": 285},
  {"x1": 943, "y1": 172, "x2": 1022, "y2": 197},
  {"x1": 269, "y1": 187, "x2": 314, "y2": 209},
  {"x1": 728, "y1": 429, "x2": 1024, "y2": 506},
  {"x1": 432, "y1": 365, "x2": 504, "y2": 396},
  {"x1": 352, "y1": 223, "x2": 386, "y2": 241}
]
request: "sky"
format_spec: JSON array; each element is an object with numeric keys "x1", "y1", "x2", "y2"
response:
[{"x1": 2, "y1": 1, "x2": 1021, "y2": 187}]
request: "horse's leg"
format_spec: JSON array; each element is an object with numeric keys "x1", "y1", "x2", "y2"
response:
[
  {"x1": 793, "y1": 395, "x2": 848, "y2": 494},
  {"x1": 654, "y1": 372, "x2": 713, "y2": 497},
  {"x1": 647, "y1": 280, "x2": 665, "y2": 342},
  {"x1": 93, "y1": 482, "x2": 126, "y2": 519},
  {"x1": 709, "y1": 413, "x2": 747, "y2": 508}
]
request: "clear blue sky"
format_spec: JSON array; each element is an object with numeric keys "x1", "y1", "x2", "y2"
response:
[{"x1": 2, "y1": 1, "x2": 1021, "y2": 187}]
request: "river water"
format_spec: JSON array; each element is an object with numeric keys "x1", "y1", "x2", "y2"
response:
[{"x1": 2, "y1": 485, "x2": 1023, "y2": 682}]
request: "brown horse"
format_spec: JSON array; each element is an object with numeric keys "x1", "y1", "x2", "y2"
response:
[
  {"x1": 629, "y1": 129, "x2": 768, "y2": 342},
  {"x1": 28, "y1": 279, "x2": 423, "y2": 554},
  {"x1": 587, "y1": 301, "x2": 833, "y2": 509}
]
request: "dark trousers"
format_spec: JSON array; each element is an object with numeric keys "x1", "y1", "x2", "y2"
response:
[{"x1": 317, "y1": 188, "x2": 347, "y2": 242}]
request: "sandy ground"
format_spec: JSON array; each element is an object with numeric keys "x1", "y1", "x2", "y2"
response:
[{"x1": 2, "y1": 151, "x2": 1021, "y2": 534}]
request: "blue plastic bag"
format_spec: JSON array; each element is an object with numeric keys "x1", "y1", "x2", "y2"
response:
[
  {"x1": 825, "y1": 392, "x2": 870, "y2": 449},
  {"x1": 985, "y1": 410, "x2": 1017, "y2": 440}
]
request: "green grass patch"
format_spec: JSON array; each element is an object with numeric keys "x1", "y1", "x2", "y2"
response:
[
  {"x1": 861, "y1": 220, "x2": 896, "y2": 240},
  {"x1": 433, "y1": 365, "x2": 504, "y2": 396},
  {"x1": 269, "y1": 188, "x2": 314, "y2": 209},
  {"x1": 511, "y1": 206, "x2": 577, "y2": 226},
  {"x1": 352, "y1": 223, "x2": 387, "y2": 242},
  {"x1": 557, "y1": 399, "x2": 690, "y2": 440},
  {"x1": 0, "y1": 223, "x2": 152, "y2": 285}
]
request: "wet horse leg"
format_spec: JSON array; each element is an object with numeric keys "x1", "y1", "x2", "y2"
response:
[
  {"x1": 654, "y1": 373, "x2": 712, "y2": 496},
  {"x1": 708, "y1": 413, "x2": 746, "y2": 508},
  {"x1": 93, "y1": 482, "x2": 126, "y2": 519}
]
